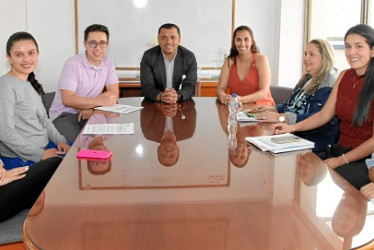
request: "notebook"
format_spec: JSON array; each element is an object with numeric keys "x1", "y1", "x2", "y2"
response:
[{"x1": 245, "y1": 133, "x2": 314, "y2": 154}]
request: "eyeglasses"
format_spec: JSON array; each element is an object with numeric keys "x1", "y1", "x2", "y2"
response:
[{"x1": 87, "y1": 40, "x2": 108, "y2": 48}]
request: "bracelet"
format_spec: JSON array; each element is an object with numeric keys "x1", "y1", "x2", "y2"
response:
[{"x1": 341, "y1": 153, "x2": 349, "y2": 164}]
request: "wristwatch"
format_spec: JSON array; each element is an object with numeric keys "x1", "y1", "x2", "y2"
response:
[{"x1": 278, "y1": 115, "x2": 286, "y2": 123}]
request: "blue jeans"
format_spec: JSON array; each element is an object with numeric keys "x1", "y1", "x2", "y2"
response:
[{"x1": 1, "y1": 140, "x2": 71, "y2": 170}]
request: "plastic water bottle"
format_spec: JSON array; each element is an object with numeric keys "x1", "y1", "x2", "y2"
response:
[
  {"x1": 228, "y1": 94, "x2": 238, "y2": 114},
  {"x1": 227, "y1": 123, "x2": 237, "y2": 151},
  {"x1": 227, "y1": 94, "x2": 238, "y2": 151},
  {"x1": 227, "y1": 119, "x2": 237, "y2": 135},
  {"x1": 228, "y1": 94, "x2": 238, "y2": 123}
]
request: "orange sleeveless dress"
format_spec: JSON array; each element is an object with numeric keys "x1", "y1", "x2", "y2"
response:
[{"x1": 228, "y1": 54, "x2": 275, "y2": 106}]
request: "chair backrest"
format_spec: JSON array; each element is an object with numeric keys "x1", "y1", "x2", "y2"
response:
[
  {"x1": 0, "y1": 210, "x2": 29, "y2": 245},
  {"x1": 270, "y1": 85, "x2": 293, "y2": 104},
  {"x1": 42, "y1": 91, "x2": 56, "y2": 116}
]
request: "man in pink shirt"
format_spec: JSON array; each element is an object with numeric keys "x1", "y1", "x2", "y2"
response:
[{"x1": 49, "y1": 24, "x2": 119, "y2": 142}]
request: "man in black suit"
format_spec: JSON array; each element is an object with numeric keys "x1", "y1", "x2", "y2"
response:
[{"x1": 140, "y1": 23, "x2": 197, "y2": 103}]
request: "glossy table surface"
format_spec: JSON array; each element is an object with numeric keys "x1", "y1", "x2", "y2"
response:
[{"x1": 23, "y1": 97, "x2": 374, "y2": 250}]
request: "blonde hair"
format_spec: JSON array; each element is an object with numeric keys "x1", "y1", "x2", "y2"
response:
[{"x1": 297, "y1": 39, "x2": 335, "y2": 94}]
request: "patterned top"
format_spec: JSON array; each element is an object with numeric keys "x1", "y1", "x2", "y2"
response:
[
  {"x1": 283, "y1": 79, "x2": 313, "y2": 115},
  {"x1": 276, "y1": 68, "x2": 339, "y2": 152}
]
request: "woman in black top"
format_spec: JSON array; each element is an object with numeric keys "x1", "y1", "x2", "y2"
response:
[{"x1": 0, "y1": 156, "x2": 61, "y2": 222}]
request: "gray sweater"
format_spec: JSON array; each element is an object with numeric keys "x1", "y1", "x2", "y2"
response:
[{"x1": 0, "y1": 75, "x2": 66, "y2": 162}]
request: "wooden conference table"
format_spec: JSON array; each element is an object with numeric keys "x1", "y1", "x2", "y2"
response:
[{"x1": 23, "y1": 97, "x2": 374, "y2": 250}]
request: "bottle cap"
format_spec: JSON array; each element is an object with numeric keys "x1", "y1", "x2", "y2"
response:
[{"x1": 231, "y1": 94, "x2": 237, "y2": 98}]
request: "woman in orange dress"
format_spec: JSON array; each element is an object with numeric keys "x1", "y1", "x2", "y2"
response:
[{"x1": 216, "y1": 25, "x2": 274, "y2": 106}]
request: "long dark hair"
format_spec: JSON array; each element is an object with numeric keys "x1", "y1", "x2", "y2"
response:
[
  {"x1": 227, "y1": 25, "x2": 259, "y2": 66},
  {"x1": 345, "y1": 24, "x2": 374, "y2": 126},
  {"x1": 6, "y1": 31, "x2": 45, "y2": 96}
]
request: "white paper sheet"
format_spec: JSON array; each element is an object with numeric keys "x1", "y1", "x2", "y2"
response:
[
  {"x1": 83, "y1": 123, "x2": 134, "y2": 135},
  {"x1": 94, "y1": 104, "x2": 143, "y2": 114}
]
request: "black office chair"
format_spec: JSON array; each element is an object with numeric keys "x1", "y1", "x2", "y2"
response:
[{"x1": 42, "y1": 91, "x2": 56, "y2": 116}]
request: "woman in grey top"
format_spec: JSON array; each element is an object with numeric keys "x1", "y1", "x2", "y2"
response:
[{"x1": 0, "y1": 32, "x2": 69, "y2": 169}]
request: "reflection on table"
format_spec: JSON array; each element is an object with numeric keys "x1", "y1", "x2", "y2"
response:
[
  {"x1": 23, "y1": 97, "x2": 374, "y2": 250},
  {"x1": 74, "y1": 113, "x2": 119, "y2": 177},
  {"x1": 216, "y1": 100, "x2": 268, "y2": 168},
  {"x1": 297, "y1": 152, "x2": 372, "y2": 250},
  {"x1": 140, "y1": 99, "x2": 196, "y2": 167}
]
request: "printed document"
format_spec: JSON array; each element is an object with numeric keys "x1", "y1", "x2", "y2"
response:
[{"x1": 83, "y1": 123, "x2": 134, "y2": 135}]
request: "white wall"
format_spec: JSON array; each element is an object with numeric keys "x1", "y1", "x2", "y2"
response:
[
  {"x1": 0, "y1": 0, "x2": 304, "y2": 91},
  {"x1": 77, "y1": 0, "x2": 232, "y2": 68},
  {"x1": 0, "y1": 0, "x2": 27, "y2": 76},
  {"x1": 27, "y1": 0, "x2": 75, "y2": 92},
  {"x1": 234, "y1": 0, "x2": 304, "y2": 87},
  {"x1": 277, "y1": 0, "x2": 304, "y2": 86},
  {"x1": 235, "y1": 0, "x2": 281, "y2": 85}
]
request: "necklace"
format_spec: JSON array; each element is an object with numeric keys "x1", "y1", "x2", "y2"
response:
[{"x1": 353, "y1": 74, "x2": 365, "y2": 89}]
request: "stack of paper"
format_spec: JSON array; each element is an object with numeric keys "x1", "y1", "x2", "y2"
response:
[
  {"x1": 236, "y1": 111, "x2": 258, "y2": 122},
  {"x1": 245, "y1": 133, "x2": 314, "y2": 154},
  {"x1": 95, "y1": 104, "x2": 143, "y2": 114}
]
